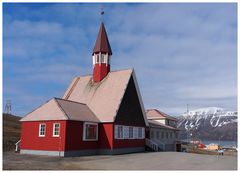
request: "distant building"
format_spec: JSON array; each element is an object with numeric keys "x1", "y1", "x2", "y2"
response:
[
  {"x1": 19, "y1": 22, "x2": 149, "y2": 157},
  {"x1": 146, "y1": 109, "x2": 180, "y2": 151},
  {"x1": 206, "y1": 143, "x2": 220, "y2": 150}
]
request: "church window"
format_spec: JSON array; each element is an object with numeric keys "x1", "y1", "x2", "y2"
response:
[
  {"x1": 53, "y1": 123, "x2": 60, "y2": 137},
  {"x1": 115, "y1": 125, "x2": 124, "y2": 139},
  {"x1": 39, "y1": 124, "x2": 46, "y2": 137},
  {"x1": 83, "y1": 122, "x2": 98, "y2": 141}
]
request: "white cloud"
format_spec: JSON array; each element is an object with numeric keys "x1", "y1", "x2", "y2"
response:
[{"x1": 3, "y1": 3, "x2": 237, "y2": 116}]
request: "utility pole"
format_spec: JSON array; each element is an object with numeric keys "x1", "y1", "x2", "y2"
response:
[
  {"x1": 186, "y1": 104, "x2": 189, "y2": 143},
  {"x1": 4, "y1": 100, "x2": 12, "y2": 114}
]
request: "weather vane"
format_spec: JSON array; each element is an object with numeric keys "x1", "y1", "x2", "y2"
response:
[{"x1": 100, "y1": 7, "x2": 104, "y2": 22}]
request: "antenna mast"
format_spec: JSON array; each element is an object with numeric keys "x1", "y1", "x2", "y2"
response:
[{"x1": 5, "y1": 100, "x2": 12, "y2": 114}]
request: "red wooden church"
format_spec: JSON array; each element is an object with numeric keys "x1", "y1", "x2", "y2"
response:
[{"x1": 20, "y1": 22, "x2": 149, "y2": 157}]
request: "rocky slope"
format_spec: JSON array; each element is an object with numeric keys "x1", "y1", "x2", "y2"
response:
[
  {"x1": 3, "y1": 113, "x2": 21, "y2": 151},
  {"x1": 176, "y1": 107, "x2": 237, "y2": 141}
]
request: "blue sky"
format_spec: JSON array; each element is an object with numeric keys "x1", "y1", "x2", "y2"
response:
[{"x1": 3, "y1": 3, "x2": 237, "y2": 116}]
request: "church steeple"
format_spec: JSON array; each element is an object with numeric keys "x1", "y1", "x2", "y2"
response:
[
  {"x1": 92, "y1": 22, "x2": 112, "y2": 82},
  {"x1": 92, "y1": 22, "x2": 112, "y2": 56}
]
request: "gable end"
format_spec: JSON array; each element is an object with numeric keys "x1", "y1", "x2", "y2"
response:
[{"x1": 114, "y1": 75, "x2": 147, "y2": 126}]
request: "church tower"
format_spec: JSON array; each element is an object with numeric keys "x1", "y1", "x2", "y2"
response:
[{"x1": 92, "y1": 22, "x2": 112, "y2": 82}]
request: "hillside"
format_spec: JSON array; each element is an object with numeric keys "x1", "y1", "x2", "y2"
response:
[
  {"x1": 176, "y1": 107, "x2": 237, "y2": 141},
  {"x1": 3, "y1": 113, "x2": 21, "y2": 151}
]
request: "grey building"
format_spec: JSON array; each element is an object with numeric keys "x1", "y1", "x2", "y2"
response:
[{"x1": 146, "y1": 109, "x2": 180, "y2": 151}]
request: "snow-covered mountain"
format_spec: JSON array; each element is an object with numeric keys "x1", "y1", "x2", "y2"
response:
[{"x1": 177, "y1": 107, "x2": 237, "y2": 141}]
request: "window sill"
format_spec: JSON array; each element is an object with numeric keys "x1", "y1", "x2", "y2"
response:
[{"x1": 83, "y1": 139, "x2": 98, "y2": 141}]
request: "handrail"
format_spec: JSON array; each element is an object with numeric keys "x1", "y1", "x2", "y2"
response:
[
  {"x1": 15, "y1": 140, "x2": 21, "y2": 152},
  {"x1": 145, "y1": 138, "x2": 159, "y2": 151},
  {"x1": 157, "y1": 140, "x2": 165, "y2": 151}
]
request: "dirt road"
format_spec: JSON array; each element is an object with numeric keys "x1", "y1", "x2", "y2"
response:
[{"x1": 3, "y1": 151, "x2": 237, "y2": 170}]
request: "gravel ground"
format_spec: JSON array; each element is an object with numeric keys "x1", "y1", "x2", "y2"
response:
[{"x1": 3, "y1": 151, "x2": 237, "y2": 170}]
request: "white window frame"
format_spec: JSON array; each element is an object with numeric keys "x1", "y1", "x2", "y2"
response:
[
  {"x1": 115, "y1": 125, "x2": 124, "y2": 139},
  {"x1": 83, "y1": 122, "x2": 98, "y2": 141},
  {"x1": 129, "y1": 126, "x2": 134, "y2": 139},
  {"x1": 141, "y1": 128, "x2": 145, "y2": 139},
  {"x1": 123, "y1": 126, "x2": 129, "y2": 139},
  {"x1": 52, "y1": 123, "x2": 60, "y2": 137},
  {"x1": 39, "y1": 123, "x2": 46, "y2": 137},
  {"x1": 137, "y1": 127, "x2": 142, "y2": 139},
  {"x1": 133, "y1": 127, "x2": 138, "y2": 139}
]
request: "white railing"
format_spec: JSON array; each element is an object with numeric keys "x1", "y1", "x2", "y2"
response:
[
  {"x1": 145, "y1": 138, "x2": 159, "y2": 151},
  {"x1": 15, "y1": 140, "x2": 21, "y2": 152},
  {"x1": 157, "y1": 140, "x2": 165, "y2": 151}
]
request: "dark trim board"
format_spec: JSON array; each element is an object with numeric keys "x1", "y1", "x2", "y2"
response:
[{"x1": 20, "y1": 147, "x2": 145, "y2": 157}]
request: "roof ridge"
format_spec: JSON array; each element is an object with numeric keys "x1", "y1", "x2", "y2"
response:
[
  {"x1": 54, "y1": 97, "x2": 87, "y2": 105},
  {"x1": 54, "y1": 98, "x2": 70, "y2": 120},
  {"x1": 146, "y1": 108, "x2": 177, "y2": 120},
  {"x1": 64, "y1": 77, "x2": 80, "y2": 100}
]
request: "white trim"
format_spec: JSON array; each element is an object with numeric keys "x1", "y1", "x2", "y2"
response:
[
  {"x1": 39, "y1": 123, "x2": 46, "y2": 137},
  {"x1": 133, "y1": 127, "x2": 138, "y2": 139},
  {"x1": 99, "y1": 52, "x2": 102, "y2": 65},
  {"x1": 115, "y1": 125, "x2": 124, "y2": 139},
  {"x1": 52, "y1": 123, "x2": 60, "y2": 137},
  {"x1": 142, "y1": 127, "x2": 145, "y2": 139},
  {"x1": 83, "y1": 122, "x2": 98, "y2": 141},
  {"x1": 123, "y1": 126, "x2": 129, "y2": 139},
  {"x1": 129, "y1": 126, "x2": 134, "y2": 139},
  {"x1": 92, "y1": 55, "x2": 95, "y2": 65},
  {"x1": 106, "y1": 53, "x2": 108, "y2": 65},
  {"x1": 115, "y1": 125, "x2": 145, "y2": 140}
]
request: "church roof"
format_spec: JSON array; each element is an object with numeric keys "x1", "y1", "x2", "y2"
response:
[
  {"x1": 92, "y1": 22, "x2": 112, "y2": 55},
  {"x1": 20, "y1": 98, "x2": 99, "y2": 122},
  {"x1": 21, "y1": 69, "x2": 148, "y2": 125},
  {"x1": 146, "y1": 109, "x2": 177, "y2": 121},
  {"x1": 63, "y1": 69, "x2": 148, "y2": 124}
]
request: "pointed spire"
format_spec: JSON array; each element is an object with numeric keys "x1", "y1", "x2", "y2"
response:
[{"x1": 92, "y1": 22, "x2": 112, "y2": 55}]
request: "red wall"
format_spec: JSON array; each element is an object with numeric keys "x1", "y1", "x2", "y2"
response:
[
  {"x1": 20, "y1": 121, "x2": 66, "y2": 151},
  {"x1": 99, "y1": 123, "x2": 113, "y2": 149},
  {"x1": 21, "y1": 121, "x2": 146, "y2": 152},
  {"x1": 93, "y1": 64, "x2": 110, "y2": 82},
  {"x1": 64, "y1": 121, "x2": 99, "y2": 151},
  {"x1": 65, "y1": 122, "x2": 114, "y2": 151}
]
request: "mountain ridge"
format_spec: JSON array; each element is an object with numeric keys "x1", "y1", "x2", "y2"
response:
[{"x1": 176, "y1": 107, "x2": 237, "y2": 141}]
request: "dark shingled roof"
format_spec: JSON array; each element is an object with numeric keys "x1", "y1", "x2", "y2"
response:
[{"x1": 92, "y1": 22, "x2": 112, "y2": 55}]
